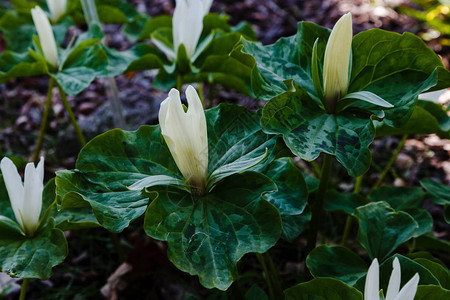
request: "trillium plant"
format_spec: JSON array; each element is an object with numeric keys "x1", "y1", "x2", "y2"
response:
[{"x1": 0, "y1": 1, "x2": 449, "y2": 299}]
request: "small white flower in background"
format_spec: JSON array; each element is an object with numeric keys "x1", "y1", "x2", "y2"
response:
[
  {"x1": 0, "y1": 157, "x2": 44, "y2": 237},
  {"x1": 173, "y1": 0, "x2": 208, "y2": 59},
  {"x1": 364, "y1": 258, "x2": 420, "y2": 300},
  {"x1": 31, "y1": 6, "x2": 59, "y2": 67},
  {"x1": 159, "y1": 86, "x2": 208, "y2": 193},
  {"x1": 46, "y1": 0, "x2": 67, "y2": 22},
  {"x1": 323, "y1": 12, "x2": 353, "y2": 107}
]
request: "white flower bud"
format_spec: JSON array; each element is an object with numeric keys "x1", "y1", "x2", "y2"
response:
[
  {"x1": 323, "y1": 13, "x2": 353, "y2": 109},
  {"x1": 1, "y1": 157, "x2": 44, "y2": 237},
  {"x1": 46, "y1": 0, "x2": 67, "y2": 22},
  {"x1": 31, "y1": 6, "x2": 59, "y2": 67},
  {"x1": 159, "y1": 86, "x2": 208, "y2": 193},
  {"x1": 364, "y1": 258, "x2": 420, "y2": 300},
  {"x1": 173, "y1": 0, "x2": 206, "y2": 59}
]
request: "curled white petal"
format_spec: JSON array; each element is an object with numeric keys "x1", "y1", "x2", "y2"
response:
[
  {"x1": 386, "y1": 257, "x2": 401, "y2": 300},
  {"x1": 31, "y1": 6, "x2": 59, "y2": 67},
  {"x1": 0, "y1": 157, "x2": 44, "y2": 236},
  {"x1": 323, "y1": 12, "x2": 353, "y2": 103},
  {"x1": 46, "y1": 0, "x2": 67, "y2": 22},
  {"x1": 394, "y1": 273, "x2": 420, "y2": 300},
  {"x1": 159, "y1": 86, "x2": 208, "y2": 192},
  {"x1": 364, "y1": 258, "x2": 379, "y2": 300},
  {"x1": 173, "y1": 0, "x2": 205, "y2": 59}
]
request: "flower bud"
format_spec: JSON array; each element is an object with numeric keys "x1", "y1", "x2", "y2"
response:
[
  {"x1": 173, "y1": 0, "x2": 206, "y2": 58},
  {"x1": 159, "y1": 86, "x2": 208, "y2": 193},
  {"x1": 1, "y1": 157, "x2": 44, "y2": 237},
  {"x1": 31, "y1": 6, "x2": 59, "y2": 67},
  {"x1": 364, "y1": 258, "x2": 420, "y2": 300},
  {"x1": 323, "y1": 13, "x2": 353, "y2": 111},
  {"x1": 46, "y1": 0, "x2": 67, "y2": 22}
]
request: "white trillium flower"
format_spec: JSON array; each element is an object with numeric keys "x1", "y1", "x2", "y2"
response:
[
  {"x1": 364, "y1": 258, "x2": 420, "y2": 300},
  {"x1": 159, "y1": 85, "x2": 208, "y2": 193},
  {"x1": 31, "y1": 6, "x2": 59, "y2": 67},
  {"x1": 0, "y1": 157, "x2": 44, "y2": 237},
  {"x1": 172, "y1": 0, "x2": 207, "y2": 59},
  {"x1": 46, "y1": 0, "x2": 67, "y2": 22},
  {"x1": 323, "y1": 12, "x2": 353, "y2": 107}
]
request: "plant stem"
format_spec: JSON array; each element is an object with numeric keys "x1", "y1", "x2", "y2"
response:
[
  {"x1": 57, "y1": 84, "x2": 86, "y2": 147},
  {"x1": 110, "y1": 232, "x2": 126, "y2": 262},
  {"x1": 176, "y1": 74, "x2": 183, "y2": 92},
  {"x1": 341, "y1": 175, "x2": 363, "y2": 247},
  {"x1": 371, "y1": 134, "x2": 408, "y2": 191},
  {"x1": 33, "y1": 77, "x2": 55, "y2": 164},
  {"x1": 264, "y1": 252, "x2": 283, "y2": 299},
  {"x1": 256, "y1": 253, "x2": 275, "y2": 300},
  {"x1": 306, "y1": 154, "x2": 334, "y2": 254},
  {"x1": 19, "y1": 278, "x2": 29, "y2": 300}
]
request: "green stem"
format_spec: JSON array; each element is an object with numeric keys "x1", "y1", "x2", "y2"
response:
[
  {"x1": 341, "y1": 175, "x2": 363, "y2": 247},
  {"x1": 311, "y1": 161, "x2": 322, "y2": 177},
  {"x1": 19, "y1": 278, "x2": 29, "y2": 300},
  {"x1": 264, "y1": 252, "x2": 283, "y2": 299},
  {"x1": 176, "y1": 74, "x2": 183, "y2": 92},
  {"x1": 306, "y1": 154, "x2": 334, "y2": 254},
  {"x1": 57, "y1": 84, "x2": 86, "y2": 147},
  {"x1": 207, "y1": 83, "x2": 215, "y2": 108},
  {"x1": 110, "y1": 232, "x2": 125, "y2": 262},
  {"x1": 197, "y1": 82, "x2": 205, "y2": 109},
  {"x1": 256, "y1": 253, "x2": 275, "y2": 300},
  {"x1": 33, "y1": 77, "x2": 55, "y2": 164},
  {"x1": 371, "y1": 134, "x2": 408, "y2": 191}
]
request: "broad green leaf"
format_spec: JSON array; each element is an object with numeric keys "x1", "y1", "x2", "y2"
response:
[
  {"x1": 0, "y1": 218, "x2": 67, "y2": 279},
  {"x1": 56, "y1": 104, "x2": 278, "y2": 232},
  {"x1": 415, "y1": 285, "x2": 450, "y2": 299},
  {"x1": 123, "y1": 14, "x2": 172, "y2": 42},
  {"x1": 324, "y1": 190, "x2": 367, "y2": 215},
  {"x1": 261, "y1": 86, "x2": 375, "y2": 177},
  {"x1": 263, "y1": 158, "x2": 310, "y2": 241},
  {"x1": 245, "y1": 284, "x2": 269, "y2": 300},
  {"x1": 354, "y1": 255, "x2": 440, "y2": 292},
  {"x1": 354, "y1": 202, "x2": 418, "y2": 260},
  {"x1": 414, "y1": 258, "x2": 450, "y2": 289},
  {"x1": 306, "y1": 245, "x2": 368, "y2": 286},
  {"x1": 144, "y1": 172, "x2": 281, "y2": 290},
  {"x1": 420, "y1": 178, "x2": 450, "y2": 205},
  {"x1": 368, "y1": 186, "x2": 426, "y2": 210},
  {"x1": 285, "y1": 278, "x2": 363, "y2": 300},
  {"x1": 415, "y1": 233, "x2": 450, "y2": 253},
  {"x1": 403, "y1": 208, "x2": 433, "y2": 238},
  {"x1": 375, "y1": 100, "x2": 450, "y2": 139},
  {"x1": 0, "y1": 51, "x2": 47, "y2": 84}
]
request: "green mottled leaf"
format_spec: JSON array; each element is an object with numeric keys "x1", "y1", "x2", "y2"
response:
[
  {"x1": 403, "y1": 208, "x2": 433, "y2": 238},
  {"x1": 144, "y1": 172, "x2": 281, "y2": 290},
  {"x1": 261, "y1": 86, "x2": 375, "y2": 176},
  {"x1": 420, "y1": 178, "x2": 450, "y2": 205},
  {"x1": 354, "y1": 202, "x2": 418, "y2": 260},
  {"x1": 306, "y1": 245, "x2": 368, "y2": 286},
  {"x1": 414, "y1": 258, "x2": 450, "y2": 289},
  {"x1": 415, "y1": 233, "x2": 450, "y2": 252},
  {"x1": 368, "y1": 186, "x2": 426, "y2": 210},
  {"x1": 354, "y1": 255, "x2": 440, "y2": 292},
  {"x1": 285, "y1": 278, "x2": 363, "y2": 300},
  {"x1": 56, "y1": 104, "x2": 278, "y2": 233},
  {"x1": 375, "y1": 100, "x2": 450, "y2": 139},
  {"x1": 324, "y1": 190, "x2": 367, "y2": 215},
  {"x1": 263, "y1": 158, "x2": 310, "y2": 241},
  {"x1": 415, "y1": 285, "x2": 450, "y2": 299},
  {"x1": 0, "y1": 218, "x2": 68, "y2": 279}
]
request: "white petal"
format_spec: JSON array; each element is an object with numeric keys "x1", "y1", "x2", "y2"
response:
[
  {"x1": 31, "y1": 6, "x2": 59, "y2": 67},
  {"x1": 365, "y1": 259, "x2": 380, "y2": 300},
  {"x1": 159, "y1": 87, "x2": 208, "y2": 192},
  {"x1": 201, "y1": 0, "x2": 213, "y2": 14},
  {"x1": 386, "y1": 258, "x2": 401, "y2": 300},
  {"x1": 323, "y1": 12, "x2": 353, "y2": 103},
  {"x1": 172, "y1": 0, "x2": 205, "y2": 59},
  {"x1": 46, "y1": 0, "x2": 67, "y2": 21},
  {"x1": 0, "y1": 157, "x2": 25, "y2": 229},
  {"x1": 394, "y1": 273, "x2": 419, "y2": 300},
  {"x1": 22, "y1": 159, "x2": 44, "y2": 235}
]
